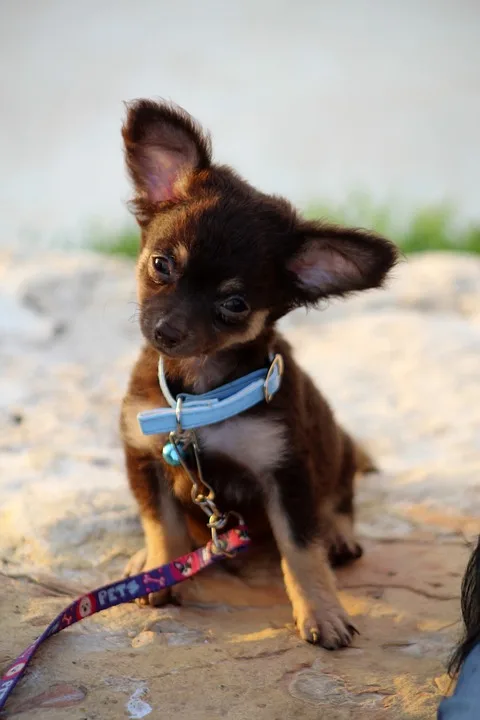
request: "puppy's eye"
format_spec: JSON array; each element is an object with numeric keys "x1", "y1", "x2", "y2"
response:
[
  {"x1": 217, "y1": 295, "x2": 250, "y2": 322},
  {"x1": 151, "y1": 255, "x2": 173, "y2": 280},
  {"x1": 223, "y1": 296, "x2": 249, "y2": 314}
]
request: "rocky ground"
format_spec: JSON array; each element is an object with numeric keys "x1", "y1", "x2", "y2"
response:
[{"x1": 1, "y1": 249, "x2": 480, "y2": 719}]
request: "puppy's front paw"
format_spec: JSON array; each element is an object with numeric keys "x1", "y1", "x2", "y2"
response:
[
  {"x1": 295, "y1": 604, "x2": 358, "y2": 650},
  {"x1": 124, "y1": 548, "x2": 172, "y2": 608},
  {"x1": 124, "y1": 547, "x2": 147, "y2": 577},
  {"x1": 327, "y1": 513, "x2": 364, "y2": 568},
  {"x1": 329, "y1": 541, "x2": 363, "y2": 568},
  {"x1": 137, "y1": 589, "x2": 171, "y2": 608}
]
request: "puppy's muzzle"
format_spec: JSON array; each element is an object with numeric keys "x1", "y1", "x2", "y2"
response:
[{"x1": 154, "y1": 319, "x2": 188, "y2": 350}]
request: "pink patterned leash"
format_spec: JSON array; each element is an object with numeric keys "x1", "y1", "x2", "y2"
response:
[{"x1": 0, "y1": 525, "x2": 250, "y2": 712}]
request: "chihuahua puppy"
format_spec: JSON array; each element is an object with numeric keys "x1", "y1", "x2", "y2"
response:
[{"x1": 120, "y1": 100, "x2": 398, "y2": 649}]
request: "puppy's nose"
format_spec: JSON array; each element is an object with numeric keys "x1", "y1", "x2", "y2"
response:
[{"x1": 154, "y1": 320, "x2": 187, "y2": 348}]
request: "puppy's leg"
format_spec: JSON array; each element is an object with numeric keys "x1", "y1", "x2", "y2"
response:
[
  {"x1": 328, "y1": 431, "x2": 364, "y2": 568},
  {"x1": 124, "y1": 444, "x2": 191, "y2": 606},
  {"x1": 265, "y1": 472, "x2": 356, "y2": 649}
]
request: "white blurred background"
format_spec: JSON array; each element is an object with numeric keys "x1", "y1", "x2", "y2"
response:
[{"x1": 1, "y1": 0, "x2": 479, "y2": 247}]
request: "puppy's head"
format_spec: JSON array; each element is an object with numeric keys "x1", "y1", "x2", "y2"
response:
[{"x1": 123, "y1": 100, "x2": 398, "y2": 358}]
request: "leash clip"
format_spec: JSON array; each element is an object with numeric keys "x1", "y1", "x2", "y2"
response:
[
  {"x1": 264, "y1": 353, "x2": 284, "y2": 403},
  {"x1": 168, "y1": 431, "x2": 234, "y2": 556},
  {"x1": 208, "y1": 511, "x2": 244, "y2": 557}
]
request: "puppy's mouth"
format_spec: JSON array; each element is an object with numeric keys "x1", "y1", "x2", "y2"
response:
[
  {"x1": 154, "y1": 344, "x2": 200, "y2": 359},
  {"x1": 149, "y1": 335, "x2": 217, "y2": 360}
]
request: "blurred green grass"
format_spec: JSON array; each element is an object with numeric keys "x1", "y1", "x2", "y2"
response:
[
  {"x1": 304, "y1": 194, "x2": 480, "y2": 256},
  {"x1": 93, "y1": 226, "x2": 139, "y2": 258},
  {"x1": 93, "y1": 194, "x2": 480, "y2": 258}
]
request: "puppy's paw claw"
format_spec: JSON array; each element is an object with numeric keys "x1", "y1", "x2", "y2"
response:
[{"x1": 296, "y1": 607, "x2": 357, "y2": 650}]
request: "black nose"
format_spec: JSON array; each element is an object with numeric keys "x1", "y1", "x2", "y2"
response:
[{"x1": 154, "y1": 320, "x2": 187, "y2": 348}]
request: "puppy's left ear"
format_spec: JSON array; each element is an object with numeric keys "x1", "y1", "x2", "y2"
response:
[{"x1": 286, "y1": 221, "x2": 399, "y2": 304}]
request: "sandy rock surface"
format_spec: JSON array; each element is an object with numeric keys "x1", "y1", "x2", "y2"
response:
[{"x1": 1, "y1": 250, "x2": 480, "y2": 719}]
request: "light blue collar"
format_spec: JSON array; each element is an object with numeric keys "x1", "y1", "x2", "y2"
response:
[{"x1": 137, "y1": 353, "x2": 284, "y2": 436}]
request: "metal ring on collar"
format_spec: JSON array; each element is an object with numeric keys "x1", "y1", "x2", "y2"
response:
[{"x1": 175, "y1": 396, "x2": 184, "y2": 433}]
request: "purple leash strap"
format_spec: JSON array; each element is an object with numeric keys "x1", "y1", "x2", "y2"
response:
[{"x1": 0, "y1": 524, "x2": 250, "y2": 712}]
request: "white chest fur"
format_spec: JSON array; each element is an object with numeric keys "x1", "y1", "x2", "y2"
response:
[{"x1": 197, "y1": 415, "x2": 288, "y2": 477}]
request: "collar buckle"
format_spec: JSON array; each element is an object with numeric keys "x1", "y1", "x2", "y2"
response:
[{"x1": 264, "y1": 353, "x2": 284, "y2": 403}]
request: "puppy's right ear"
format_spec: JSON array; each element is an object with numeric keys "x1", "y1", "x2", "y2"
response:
[{"x1": 122, "y1": 99, "x2": 211, "y2": 224}]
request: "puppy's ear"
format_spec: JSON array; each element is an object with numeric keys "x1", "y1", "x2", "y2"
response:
[
  {"x1": 122, "y1": 99, "x2": 211, "y2": 223},
  {"x1": 286, "y1": 221, "x2": 398, "y2": 305}
]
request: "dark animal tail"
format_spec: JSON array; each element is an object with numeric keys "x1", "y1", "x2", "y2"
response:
[{"x1": 449, "y1": 536, "x2": 480, "y2": 675}]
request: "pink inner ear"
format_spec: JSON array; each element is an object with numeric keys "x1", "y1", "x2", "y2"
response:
[
  {"x1": 144, "y1": 148, "x2": 189, "y2": 203},
  {"x1": 289, "y1": 244, "x2": 362, "y2": 291}
]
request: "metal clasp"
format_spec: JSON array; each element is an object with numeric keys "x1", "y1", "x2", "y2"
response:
[
  {"x1": 168, "y1": 430, "x2": 239, "y2": 556},
  {"x1": 264, "y1": 353, "x2": 284, "y2": 403}
]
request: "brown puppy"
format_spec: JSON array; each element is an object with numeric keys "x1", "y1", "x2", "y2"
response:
[{"x1": 120, "y1": 100, "x2": 398, "y2": 649}]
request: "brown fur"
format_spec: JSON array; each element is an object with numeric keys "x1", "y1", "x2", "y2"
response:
[{"x1": 119, "y1": 99, "x2": 399, "y2": 648}]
